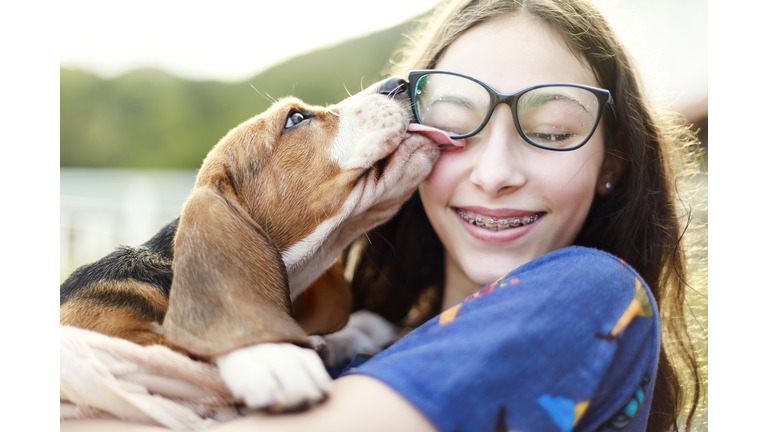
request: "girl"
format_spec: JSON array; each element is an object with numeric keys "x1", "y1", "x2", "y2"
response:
[{"x1": 62, "y1": 0, "x2": 703, "y2": 431}]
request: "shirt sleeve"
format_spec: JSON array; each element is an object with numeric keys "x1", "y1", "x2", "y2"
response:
[{"x1": 342, "y1": 246, "x2": 660, "y2": 432}]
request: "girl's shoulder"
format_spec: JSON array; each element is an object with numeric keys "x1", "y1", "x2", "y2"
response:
[
  {"x1": 513, "y1": 245, "x2": 647, "y2": 288},
  {"x1": 445, "y1": 246, "x2": 658, "y2": 328}
]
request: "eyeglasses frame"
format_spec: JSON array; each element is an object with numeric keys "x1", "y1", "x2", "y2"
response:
[{"x1": 407, "y1": 70, "x2": 617, "y2": 151}]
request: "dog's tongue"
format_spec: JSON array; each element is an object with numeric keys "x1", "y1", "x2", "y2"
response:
[{"x1": 406, "y1": 123, "x2": 466, "y2": 152}]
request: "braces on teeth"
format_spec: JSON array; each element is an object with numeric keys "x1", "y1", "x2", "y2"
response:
[{"x1": 456, "y1": 210, "x2": 540, "y2": 228}]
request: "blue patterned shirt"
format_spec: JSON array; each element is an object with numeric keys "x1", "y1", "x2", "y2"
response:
[{"x1": 342, "y1": 246, "x2": 659, "y2": 432}]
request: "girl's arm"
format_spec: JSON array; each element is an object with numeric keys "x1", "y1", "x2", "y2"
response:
[{"x1": 60, "y1": 375, "x2": 438, "y2": 432}]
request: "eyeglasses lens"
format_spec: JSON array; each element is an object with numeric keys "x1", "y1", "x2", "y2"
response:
[
  {"x1": 413, "y1": 74, "x2": 601, "y2": 149},
  {"x1": 413, "y1": 74, "x2": 489, "y2": 136},
  {"x1": 517, "y1": 87, "x2": 600, "y2": 149}
]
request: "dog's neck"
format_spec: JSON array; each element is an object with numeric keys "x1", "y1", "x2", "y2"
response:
[{"x1": 281, "y1": 214, "x2": 349, "y2": 299}]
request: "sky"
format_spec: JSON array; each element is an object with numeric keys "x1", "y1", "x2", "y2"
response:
[
  {"x1": 59, "y1": 0, "x2": 442, "y2": 82},
  {"x1": 59, "y1": 0, "x2": 707, "y2": 110}
]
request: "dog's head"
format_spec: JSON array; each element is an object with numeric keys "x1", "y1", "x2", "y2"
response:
[{"x1": 164, "y1": 77, "x2": 442, "y2": 359}]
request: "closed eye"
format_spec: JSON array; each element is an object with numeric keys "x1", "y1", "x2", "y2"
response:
[{"x1": 284, "y1": 110, "x2": 309, "y2": 129}]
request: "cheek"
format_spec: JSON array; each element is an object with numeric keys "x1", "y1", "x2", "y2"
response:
[
  {"x1": 540, "y1": 127, "x2": 605, "y2": 199},
  {"x1": 418, "y1": 154, "x2": 462, "y2": 211},
  {"x1": 538, "y1": 146, "x2": 604, "y2": 239},
  {"x1": 546, "y1": 156, "x2": 601, "y2": 200}
]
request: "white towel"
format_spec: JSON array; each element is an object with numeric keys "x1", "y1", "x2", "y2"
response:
[{"x1": 60, "y1": 325, "x2": 242, "y2": 430}]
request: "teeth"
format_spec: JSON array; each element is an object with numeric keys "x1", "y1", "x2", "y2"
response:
[{"x1": 456, "y1": 210, "x2": 539, "y2": 231}]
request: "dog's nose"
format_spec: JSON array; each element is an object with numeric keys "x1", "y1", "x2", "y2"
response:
[{"x1": 378, "y1": 77, "x2": 408, "y2": 97}]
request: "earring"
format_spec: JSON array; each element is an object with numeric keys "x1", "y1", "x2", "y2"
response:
[{"x1": 605, "y1": 182, "x2": 612, "y2": 189}]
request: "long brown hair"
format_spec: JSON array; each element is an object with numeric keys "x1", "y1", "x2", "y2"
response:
[{"x1": 345, "y1": 1, "x2": 704, "y2": 430}]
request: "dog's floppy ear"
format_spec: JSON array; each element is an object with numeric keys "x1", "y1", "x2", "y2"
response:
[
  {"x1": 292, "y1": 263, "x2": 352, "y2": 335},
  {"x1": 164, "y1": 177, "x2": 307, "y2": 361}
]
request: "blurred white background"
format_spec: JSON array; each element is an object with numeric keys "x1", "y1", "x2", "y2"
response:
[{"x1": 60, "y1": 0, "x2": 707, "y2": 109}]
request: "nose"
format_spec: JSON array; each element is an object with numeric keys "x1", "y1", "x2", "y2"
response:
[
  {"x1": 378, "y1": 77, "x2": 408, "y2": 97},
  {"x1": 468, "y1": 106, "x2": 527, "y2": 196}
]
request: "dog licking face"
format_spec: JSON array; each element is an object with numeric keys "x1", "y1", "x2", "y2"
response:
[
  {"x1": 164, "y1": 78, "x2": 440, "y2": 357},
  {"x1": 61, "y1": 77, "x2": 443, "y2": 412}
]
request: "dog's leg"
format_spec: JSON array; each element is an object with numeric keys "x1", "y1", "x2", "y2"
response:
[
  {"x1": 292, "y1": 263, "x2": 352, "y2": 336},
  {"x1": 216, "y1": 343, "x2": 331, "y2": 412},
  {"x1": 322, "y1": 310, "x2": 398, "y2": 367}
]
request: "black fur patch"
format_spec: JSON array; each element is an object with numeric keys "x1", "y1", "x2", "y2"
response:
[{"x1": 60, "y1": 218, "x2": 179, "y2": 305}]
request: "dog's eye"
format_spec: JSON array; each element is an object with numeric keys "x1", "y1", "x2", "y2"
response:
[{"x1": 284, "y1": 111, "x2": 306, "y2": 129}]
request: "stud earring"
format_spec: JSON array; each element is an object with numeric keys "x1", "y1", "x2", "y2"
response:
[{"x1": 605, "y1": 182, "x2": 612, "y2": 189}]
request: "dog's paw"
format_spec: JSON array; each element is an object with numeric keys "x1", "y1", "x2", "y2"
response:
[
  {"x1": 324, "y1": 310, "x2": 398, "y2": 365},
  {"x1": 216, "y1": 343, "x2": 332, "y2": 412},
  {"x1": 348, "y1": 310, "x2": 398, "y2": 347}
]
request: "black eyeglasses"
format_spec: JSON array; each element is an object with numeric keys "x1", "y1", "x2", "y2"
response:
[{"x1": 408, "y1": 70, "x2": 616, "y2": 151}]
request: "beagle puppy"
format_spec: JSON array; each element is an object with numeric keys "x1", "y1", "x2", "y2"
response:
[{"x1": 60, "y1": 77, "x2": 448, "y2": 412}]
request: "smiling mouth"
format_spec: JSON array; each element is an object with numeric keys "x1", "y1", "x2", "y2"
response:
[{"x1": 455, "y1": 208, "x2": 542, "y2": 232}]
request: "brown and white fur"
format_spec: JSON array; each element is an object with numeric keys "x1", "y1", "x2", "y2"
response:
[{"x1": 60, "y1": 77, "x2": 440, "y2": 411}]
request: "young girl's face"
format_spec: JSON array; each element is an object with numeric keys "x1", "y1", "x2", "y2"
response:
[{"x1": 419, "y1": 15, "x2": 610, "y2": 288}]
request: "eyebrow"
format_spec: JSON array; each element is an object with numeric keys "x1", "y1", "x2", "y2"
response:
[
  {"x1": 429, "y1": 95, "x2": 478, "y2": 110},
  {"x1": 519, "y1": 92, "x2": 592, "y2": 115}
]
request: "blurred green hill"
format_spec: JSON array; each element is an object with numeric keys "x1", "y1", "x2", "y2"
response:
[{"x1": 61, "y1": 18, "x2": 421, "y2": 169}]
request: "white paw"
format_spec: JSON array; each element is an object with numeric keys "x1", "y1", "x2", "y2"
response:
[
  {"x1": 216, "y1": 343, "x2": 332, "y2": 412},
  {"x1": 324, "y1": 310, "x2": 397, "y2": 365},
  {"x1": 347, "y1": 310, "x2": 398, "y2": 347}
]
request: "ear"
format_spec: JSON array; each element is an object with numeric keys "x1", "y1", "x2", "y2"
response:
[
  {"x1": 164, "y1": 180, "x2": 307, "y2": 361},
  {"x1": 292, "y1": 263, "x2": 352, "y2": 335},
  {"x1": 596, "y1": 150, "x2": 625, "y2": 197}
]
